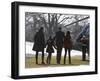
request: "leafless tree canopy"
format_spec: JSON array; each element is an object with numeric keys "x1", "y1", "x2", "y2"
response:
[{"x1": 25, "y1": 12, "x2": 89, "y2": 44}]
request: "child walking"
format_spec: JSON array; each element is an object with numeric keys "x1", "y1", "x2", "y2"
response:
[{"x1": 46, "y1": 36, "x2": 55, "y2": 64}]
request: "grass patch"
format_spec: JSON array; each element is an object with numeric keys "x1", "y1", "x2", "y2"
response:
[{"x1": 25, "y1": 55, "x2": 89, "y2": 68}]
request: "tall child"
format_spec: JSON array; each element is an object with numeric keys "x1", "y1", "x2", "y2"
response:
[{"x1": 64, "y1": 31, "x2": 72, "y2": 64}]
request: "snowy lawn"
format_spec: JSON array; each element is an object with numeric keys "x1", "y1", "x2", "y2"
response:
[
  {"x1": 26, "y1": 42, "x2": 88, "y2": 57},
  {"x1": 25, "y1": 42, "x2": 89, "y2": 68}
]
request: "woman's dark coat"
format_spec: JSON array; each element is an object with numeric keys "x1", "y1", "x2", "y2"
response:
[{"x1": 32, "y1": 31, "x2": 45, "y2": 52}]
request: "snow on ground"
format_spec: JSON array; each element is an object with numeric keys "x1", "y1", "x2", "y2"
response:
[{"x1": 26, "y1": 42, "x2": 87, "y2": 57}]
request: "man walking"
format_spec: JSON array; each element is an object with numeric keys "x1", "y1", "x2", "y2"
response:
[{"x1": 54, "y1": 27, "x2": 64, "y2": 64}]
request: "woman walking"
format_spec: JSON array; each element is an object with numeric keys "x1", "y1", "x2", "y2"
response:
[
  {"x1": 64, "y1": 31, "x2": 72, "y2": 64},
  {"x1": 32, "y1": 27, "x2": 45, "y2": 64}
]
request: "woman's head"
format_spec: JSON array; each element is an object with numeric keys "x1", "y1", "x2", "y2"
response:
[
  {"x1": 39, "y1": 27, "x2": 43, "y2": 32},
  {"x1": 66, "y1": 31, "x2": 70, "y2": 35}
]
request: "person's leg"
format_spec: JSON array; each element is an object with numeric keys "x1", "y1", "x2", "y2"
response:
[
  {"x1": 68, "y1": 49, "x2": 71, "y2": 64},
  {"x1": 46, "y1": 53, "x2": 49, "y2": 64},
  {"x1": 56, "y1": 47, "x2": 62, "y2": 64},
  {"x1": 59, "y1": 49, "x2": 62, "y2": 64},
  {"x1": 42, "y1": 50, "x2": 45, "y2": 64},
  {"x1": 36, "y1": 51, "x2": 38, "y2": 64},
  {"x1": 58, "y1": 50, "x2": 61, "y2": 64},
  {"x1": 87, "y1": 46, "x2": 89, "y2": 60},
  {"x1": 82, "y1": 46, "x2": 84, "y2": 61},
  {"x1": 57, "y1": 52, "x2": 61, "y2": 64},
  {"x1": 82, "y1": 46, "x2": 86, "y2": 61},
  {"x1": 64, "y1": 48, "x2": 67, "y2": 64},
  {"x1": 84, "y1": 46, "x2": 87, "y2": 60},
  {"x1": 49, "y1": 53, "x2": 52, "y2": 64},
  {"x1": 57, "y1": 50, "x2": 59, "y2": 64}
]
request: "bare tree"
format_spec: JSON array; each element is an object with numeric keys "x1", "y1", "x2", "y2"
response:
[{"x1": 25, "y1": 12, "x2": 89, "y2": 42}]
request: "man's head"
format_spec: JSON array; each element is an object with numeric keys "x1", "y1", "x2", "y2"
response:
[{"x1": 58, "y1": 27, "x2": 61, "y2": 31}]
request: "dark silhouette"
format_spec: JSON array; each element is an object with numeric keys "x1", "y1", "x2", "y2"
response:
[
  {"x1": 54, "y1": 27, "x2": 65, "y2": 64},
  {"x1": 32, "y1": 27, "x2": 45, "y2": 64},
  {"x1": 80, "y1": 35, "x2": 88, "y2": 61},
  {"x1": 87, "y1": 38, "x2": 89, "y2": 59},
  {"x1": 64, "y1": 31, "x2": 72, "y2": 64},
  {"x1": 46, "y1": 36, "x2": 55, "y2": 64}
]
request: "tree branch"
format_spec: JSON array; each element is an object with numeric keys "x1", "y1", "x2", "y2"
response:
[
  {"x1": 64, "y1": 16, "x2": 90, "y2": 27},
  {"x1": 58, "y1": 17, "x2": 69, "y2": 24}
]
